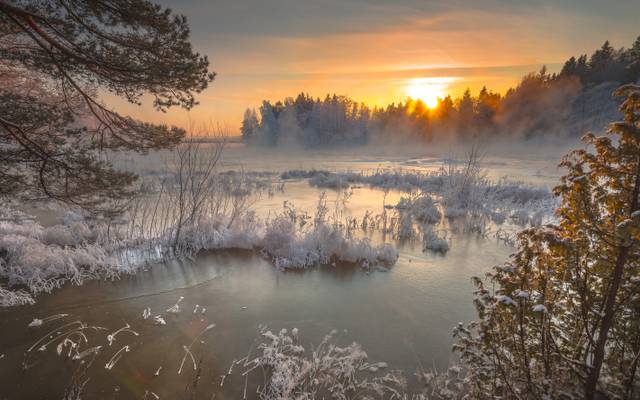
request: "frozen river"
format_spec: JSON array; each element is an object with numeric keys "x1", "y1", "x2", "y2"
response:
[{"x1": 0, "y1": 141, "x2": 573, "y2": 399}]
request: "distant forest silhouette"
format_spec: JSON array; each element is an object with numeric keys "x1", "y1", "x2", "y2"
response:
[{"x1": 241, "y1": 36, "x2": 640, "y2": 147}]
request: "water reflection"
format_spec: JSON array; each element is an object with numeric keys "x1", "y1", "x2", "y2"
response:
[{"x1": 0, "y1": 230, "x2": 511, "y2": 399}]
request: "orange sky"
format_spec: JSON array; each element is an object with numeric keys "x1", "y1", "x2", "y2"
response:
[{"x1": 106, "y1": 0, "x2": 640, "y2": 135}]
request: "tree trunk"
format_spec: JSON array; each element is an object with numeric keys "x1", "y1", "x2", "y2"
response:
[
  {"x1": 585, "y1": 160, "x2": 640, "y2": 399},
  {"x1": 584, "y1": 245, "x2": 631, "y2": 399}
]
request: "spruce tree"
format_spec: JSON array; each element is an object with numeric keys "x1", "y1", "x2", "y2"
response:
[{"x1": 455, "y1": 85, "x2": 640, "y2": 398}]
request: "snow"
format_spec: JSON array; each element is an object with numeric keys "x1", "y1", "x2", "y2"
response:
[
  {"x1": 513, "y1": 289, "x2": 530, "y2": 299},
  {"x1": 617, "y1": 219, "x2": 633, "y2": 228},
  {"x1": 532, "y1": 304, "x2": 548, "y2": 313},
  {"x1": 496, "y1": 295, "x2": 517, "y2": 306},
  {"x1": 28, "y1": 318, "x2": 43, "y2": 328},
  {"x1": 166, "y1": 297, "x2": 184, "y2": 313}
]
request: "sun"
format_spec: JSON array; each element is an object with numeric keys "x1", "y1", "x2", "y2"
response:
[{"x1": 404, "y1": 77, "x2": 456, "y2": 108}]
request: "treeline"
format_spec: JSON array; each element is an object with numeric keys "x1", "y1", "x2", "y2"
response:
[{"x1": 241, "y1": 36, "x2": 640, "y2": 147}]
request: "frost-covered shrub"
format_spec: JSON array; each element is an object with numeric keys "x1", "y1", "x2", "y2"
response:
[
  {"x1": 0, "y1": 285, "x2": 35, "y2": 307},
  {"x1": 423, "y1": 229, "x2": 449, "y2": 253},
  {"x1": 260, "y1": 216, "x2": 398, "y2": 269},
  {"x1": 261, "y1": 216, "x2": 298, "y2": 258},
  {"x1": 397, "y1": 213, "x2": 415, "y2": 239},
  {"x1": 41, "y1": 225, "x2": 76, "y2": 246},
  {"x1": 280, "y1": 169, "x2": 330, "y2": 180},
  {"x1": 309, "y1": 171, "x2": 352, "y2": 189},
  {"x1": 170, "y1": 212, "x2": 265, "y2": 257},
  {"x1": 0, "y1": 207, "x2": 134, "y2": 305},
  {"x1": 63, "y1": 210, "x2": 85, "y2": 226},
  {"x1": 391, "y1": 194, "x2": 442, "y2": 242},
  {"x1": 411, "y1": 195, "x2": 441, "y2": 224},
  {"x1": 415, "y1": 365, "x2": 467, "y2": 399},
  {"x1": 223, "y1": 212, "x2": 263, "y2": 249},
  {"x1": 0, "y1": 233, "x2": 117, "y2": 294},
  {"x1": 242, "y1": 328, "x2": 405, "y2": 400},
  {"x1": 396, "y1": 194, "x2": 441, "y2": 225},
  {"x1": 0, "y1": 220, "x2": 41, "y2": 238}
]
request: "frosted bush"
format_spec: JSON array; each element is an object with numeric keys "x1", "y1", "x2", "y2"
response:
[
  {"x1": 309, "y1": 171, "x2": 352, "y2": 189},
  {"x1": 42, "y1": 225, "x2": 76, "y2": 246},
  {"x1": 261, "y1": 216, "x2": 398, "y2": 269},
  {"x1": 171, "y1": 215, "x2": 265, "y2": 259},
  {"x1": 415, "y1": 365, "x2": 468, "y2": 399},
  {"x1": 174, "y1": 218, "x2": 228, "y2": 253},
  {"x1": 0, "y1": 285, "x2": 35, "y2": 307},
  {"x1": 242, "y1": 328, "x2": 405, "y2": 400},
  {"x1": 0, "y1": 233, "x2": 118, "y2": 294},
  {"x1": 0, "y1": 220, "x2": 41, "y2": 238},
  {"x1": 261, "y1": 216, "x2": 298, "y2": 258},
  {"x1": 411, "y1": 195, "x2": 441, "y2": 224},
  {"x1": 0, "y1": 207, "x2": 134, "y2": 305},
  {"x1": 423, "y1": 228, "x2": 449, "y2": 253},
  {"x1": 223, "y1": 212, "x2": 263, "y2": 249},
  {"x1": 396, "y1": 194, "x2": 441, "y2": 225},
  {"x1": 280, "y1": 169, "x2": 330, "y2": 180},
  {"x1": 63, "y1": 211, "x2": 85, "y2": 226},
  {"x1": 397, "y1": 213, "x2": 416, "y2": 239}
]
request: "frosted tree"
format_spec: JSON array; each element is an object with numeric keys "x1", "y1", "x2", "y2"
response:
[
  {"x1": 240, "y1": 108, "x2": 259, "y2": 143},
  {"x1": 0, "y1": 0, "x2": 214, "y2": 212},
  {"x1": 627, "y1": 36, "x2": 640, "y2": 81},
  {"x1": 454, "y1": 85, "x2": 640, "y2": 398},
  {"x1": 588, "y1": 41, "x2": 619, "y2": 84}
]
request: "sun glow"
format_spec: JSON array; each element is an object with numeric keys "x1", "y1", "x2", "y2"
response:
[{"x1": 404, "y1": 77, "x2": 458, "y2": 108}]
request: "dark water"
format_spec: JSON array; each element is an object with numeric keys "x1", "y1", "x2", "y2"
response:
[{"x1": 0, "y1": 232, "x2": 510, "y2": 399}]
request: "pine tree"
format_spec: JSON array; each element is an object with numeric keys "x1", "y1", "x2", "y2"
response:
[
  {"x1": 241, "y1": 108, "x2": 259, "y2": 143},
  {"x1": 626, "y1": 36, "x2": 640, "y2": 82},
  {"x1": 0, "y1": 0, "x2": 214, "y2": 212},
  {"x1": 560, "y1": 56, "x2": 578, "y2": 77},
  {"x1": 589, "y1": 41, "x2": 618, "y2": 84},
  {"x1": 477, "y1": 86, "x2": 500, "y2": 130}
]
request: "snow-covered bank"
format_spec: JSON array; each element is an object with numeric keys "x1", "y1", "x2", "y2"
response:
[{"x1": 0, "y1": 200, "x2": 398, "y2": 307}]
